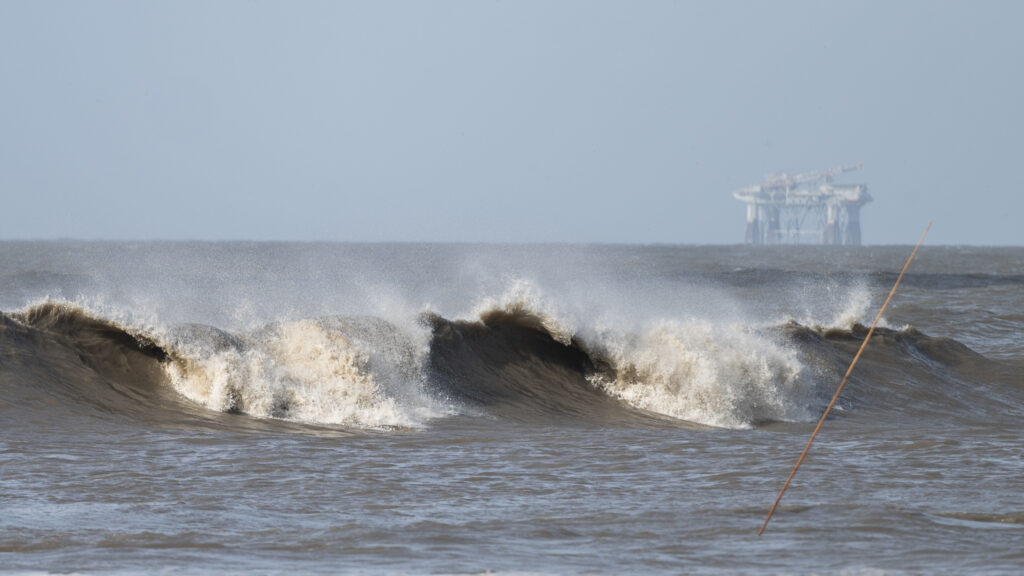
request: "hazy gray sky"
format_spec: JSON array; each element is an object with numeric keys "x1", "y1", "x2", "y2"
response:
[{"x1": 2, "y1": 1, "x2": 1021, "y2": 244}]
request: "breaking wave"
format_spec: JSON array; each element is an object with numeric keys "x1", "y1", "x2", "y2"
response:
[
  {"x1": 162, "y1": 316, "x2": 442, "y2": 428},
  {"x1": 427, "y1": 292, "x2": 817, "y2": 428},
  {"x1": 1, "y1": 303, "x2": 442, "y2": 431},
  {"x1": 2, "y1": 298, "x2": 1018, "y2": 432},
  {"x1": 583, "y1": 320, "x2": 814, "y2": 429}
]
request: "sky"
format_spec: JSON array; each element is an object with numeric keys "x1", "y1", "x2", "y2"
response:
[{"x1": 1, "y1": 0, "x2": 1022, "y2": 245}]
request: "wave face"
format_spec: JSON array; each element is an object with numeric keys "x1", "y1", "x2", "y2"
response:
[
  {"x1": 5, "y1": 295, "x2": 1017, "y2": 432},
  {"x1": 1, "y1": 303, "x2": 184, "y2": 424},
  {"x1": 778, "y1": 321, "x2": 1023, "y2": 424},
  {"x1": 424, "y1": 309, "x2": 680, "y2": 426}
]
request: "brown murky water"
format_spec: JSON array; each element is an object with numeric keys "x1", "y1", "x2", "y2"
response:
[{"x1": 2, "y1": 242, "x2": 1022, "y2": 574}]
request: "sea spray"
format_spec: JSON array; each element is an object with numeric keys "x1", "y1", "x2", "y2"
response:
[{"x1": 470, "y1": 279, "x2": 577, "y2": 345}]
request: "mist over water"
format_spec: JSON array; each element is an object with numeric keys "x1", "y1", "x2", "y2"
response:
[{"x1": 1, "y1": 242, "x2": 1022, "y2": 574}]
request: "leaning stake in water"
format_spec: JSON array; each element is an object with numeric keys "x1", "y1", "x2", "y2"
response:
[{"x1": 757, "y1": 221, "x2": 932, "y2": 536}]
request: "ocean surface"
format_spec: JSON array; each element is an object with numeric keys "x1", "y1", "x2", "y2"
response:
[{"x1": 1, "y1": 241, "x2": 1021, "y2": 575}]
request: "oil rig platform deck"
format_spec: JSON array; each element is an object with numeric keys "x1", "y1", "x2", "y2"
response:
[{"x1": 733, "y1": 163, "x2": 870, "y2": 245}]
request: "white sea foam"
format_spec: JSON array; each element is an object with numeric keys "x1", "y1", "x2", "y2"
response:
[
  {"x1": 583, "y1": 319, "x2": 815, "y2": 429},
  {"x1": 163, "y1": 317, "x2": 444, "y2": 428}
]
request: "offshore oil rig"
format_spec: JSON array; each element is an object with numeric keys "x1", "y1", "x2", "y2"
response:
[{"x1": 733, "y1": 163, "x2": 871, "y2": 245}]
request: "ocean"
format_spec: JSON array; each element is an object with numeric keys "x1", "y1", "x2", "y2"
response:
[{"x1": 1, "y1": 241, "x2": 1021, "y2": 575}]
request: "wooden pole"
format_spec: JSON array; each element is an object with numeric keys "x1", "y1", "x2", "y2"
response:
[{"x1": 758, "y1": 221, "x2": 932, "y2": 536}]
